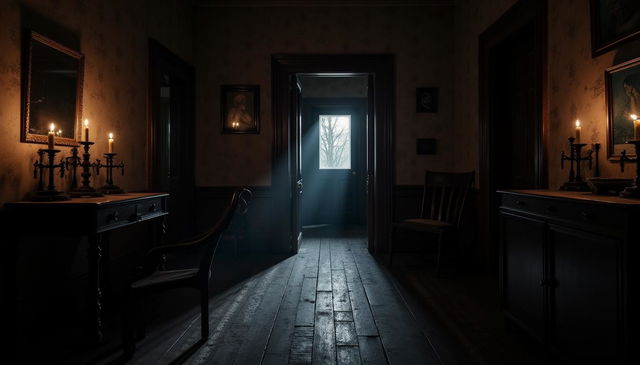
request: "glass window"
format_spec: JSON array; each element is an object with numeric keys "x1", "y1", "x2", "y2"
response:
[{"x1": 319, "y1": 115, "x2": 351, "y2": 169}]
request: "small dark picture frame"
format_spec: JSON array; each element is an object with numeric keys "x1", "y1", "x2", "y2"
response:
[
  {"x1": 590, "y1": 0, "x2": 640, "y2": 57},
  {"x1": 416, "y1": 87, "x2": 438, "y2": 113},
  {"x1": 416, "y1": 138, "x2": 437, "y2": 155},
  {"x1": 221, "y1": 85, "x2": 259, "y2": 134}
]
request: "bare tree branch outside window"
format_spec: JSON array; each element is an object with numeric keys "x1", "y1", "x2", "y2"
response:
[{"x1": 319, "y1": 115, "x2": 351, "y2": 169}]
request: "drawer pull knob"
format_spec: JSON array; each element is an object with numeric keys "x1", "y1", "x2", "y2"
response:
[
  {"x1": 108, "y1": 211, "x2": 119, "y2": 222},
  {"x1": 582, "y1": 211, "x2": 595, "y2": 220},
  {"x1": 515, "y1": 200, "x2": 525, "y2": 206},
  {"x1": 129, "y1": 213, "x2": 143, "y2": 222},
  {"x1": 149, "y1": 203, "x2": 157, "y2": 212}
]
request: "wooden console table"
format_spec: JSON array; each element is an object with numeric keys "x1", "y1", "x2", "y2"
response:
[{"x1": 4, "y1": 192, "x2": 169, "y2": 344}]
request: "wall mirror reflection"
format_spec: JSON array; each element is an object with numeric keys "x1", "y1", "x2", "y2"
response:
[{"x1": 22, "y1": 30, "x2": 83, "y2": 146}]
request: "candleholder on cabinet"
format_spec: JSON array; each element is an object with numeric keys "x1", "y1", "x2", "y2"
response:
[
  {"x1": 31, "y1": 148, "x2": 69, "y2": 201},
  {"x1": 618, "y1": 140, "x2": 640, "y2": 198},
  {"x1": 67, "y1": 142, "x2": 103, "y2": 197},
  {"x1": 95, "y1": 153, "x2": 124, "y2": 194},
  {"x1": 560, "y1": 137, "x2": 593, "y2": 191}
]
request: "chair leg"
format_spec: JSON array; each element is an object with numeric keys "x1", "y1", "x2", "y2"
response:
[
  {"x1": 436, "y1": 232, "x2": 444, "y2": 277},
  {"x1": 122, "y1": 291, "x2": 136, "y2": 359},
  {"x1": 200, "y1": 284, "x2": 210, "y2": 339}
]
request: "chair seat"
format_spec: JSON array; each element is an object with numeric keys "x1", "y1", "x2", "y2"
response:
[
  {"x1": 131, "y1": 268, "x2": 199, "y2": 290},
  {"x1": 393, "y1": 218, "x2": 452, "y2": 232}
]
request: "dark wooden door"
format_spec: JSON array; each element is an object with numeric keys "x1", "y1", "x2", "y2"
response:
[
  {"x1": 548, "y1": 225, "x2": 619, "y2": 361},
  {"x1": 290, "y1": 76, "x2": 303, "y2": 252},
  {"x1": 479, "y1": 0, "x2": 547, "y2": 271},
  {"x1": 149, "y1": 40, "x2": 195, "y2": 242},
  {"x1": 500, "y1": 211, "x2": 546, "y2": 341},
  {"x1": 301, "y1": 99, "x2": 366, "y2": 227}
]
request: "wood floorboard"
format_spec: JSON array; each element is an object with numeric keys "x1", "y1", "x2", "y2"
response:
[{"x1": 125, "y1": 236, "x2": 445, "y2": 365}]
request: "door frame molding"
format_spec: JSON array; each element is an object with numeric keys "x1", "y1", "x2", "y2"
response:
[
  {"x1": 478, "y1": 0, "x2": 548, "y2": 269},
  {"x1": 272, "y1": 54, "x2": 395, "y2": 254}
]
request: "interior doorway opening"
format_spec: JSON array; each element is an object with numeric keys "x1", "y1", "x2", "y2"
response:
[{"x1": 298, "y1": 75, "x2": 369, "y2": 237}]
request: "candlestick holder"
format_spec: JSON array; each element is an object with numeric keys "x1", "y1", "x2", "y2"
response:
[
  {"x1": 31, "y1": 149, "x2": 69, "y2": 201},
  {"x1": 95, "y1": 153, "x2": 124, "y2": 194},
  {"x1": 619, "y1": 140, "x2": 640, "y2": 198},
  {"x1": 68, "y1": 142, "x2": 103, "y2": 197},
  {"x1": 560, "y1": 137, "x2": 593, "y2": 191}
]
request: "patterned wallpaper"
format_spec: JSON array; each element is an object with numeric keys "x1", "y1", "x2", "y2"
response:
[
  {"x1": 0, "y1": 0, "x2": 193, "y2": 205},
  {"x1": 194, "y1": 5, "x2": 456, "y2": 186},
  {"x1": 453, "y1": 0, "x2": 640, "y2": 189}
]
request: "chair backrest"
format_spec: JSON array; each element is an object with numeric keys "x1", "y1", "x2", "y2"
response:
[
  {"x1": 420, "y1": 171, "x2": 475, "y2": 227},
  {"x1": 195, "y1": 187, "x2": 252, "y2": 280}
]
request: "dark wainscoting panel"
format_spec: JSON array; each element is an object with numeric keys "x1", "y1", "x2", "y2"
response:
[{"x1": 195, "y1": 186, "x2": 276, "y2": 252}]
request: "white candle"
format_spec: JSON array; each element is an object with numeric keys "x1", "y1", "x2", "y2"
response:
[
  {"x1": 108, "y1": 133, "x2": 114, "y2": 153},
  {"x1": 83, "y1": 119, "x2": 90, "y2": 142},
  {"x1": 575, "y1": 120, "x2": 581, "y2": 144},
  {"x1": 48, "y1": 123, "x2": 55, "y2": 149},
  {"x1": 631, "y1": 114, "x2": 640, "y2": 140}
]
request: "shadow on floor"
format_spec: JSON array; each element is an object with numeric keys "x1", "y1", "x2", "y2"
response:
[
  {"x1": 36, "y1": 239, "x2": 291, "y2": 365},
  {"x1": 387, "y1": 252, "x2": 547, "y2": 365}
]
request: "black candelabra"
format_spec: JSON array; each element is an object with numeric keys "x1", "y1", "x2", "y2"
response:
[
  {"x1": 560, "y1": 137, "x2": 593, "y2": 191},
  {"x1": 619, "y1": 140, "x2": 640, "y2": 198},
  {"x1": 68, "y1": 142, "x2": 103, "y2": 197},
  {"x1": 32, "y1": 149, "x2": 69, "y2": 201},
  {"x1": 96, "y1": 153, "x2": 124, "y2": 194}
]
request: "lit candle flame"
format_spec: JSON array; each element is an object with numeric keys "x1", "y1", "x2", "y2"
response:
[
  {"x1": 57, "y1": 129, "x2": 62, "y2": 136},
  {"x1": 631, "y1": 114, "x2": 638, "y2": 120},
  {"x1": 49, "y1": 122, "x2": 55, "y2": 132},
  {"x1": 84, "y1": 119, "x2": 89, "y2": 127},
  {"x1": 575, "y1": 120, "x2": 580, "y2": 127},
  {"x1": 108, "y1": 133, "x2": 114, "y2": 139}
]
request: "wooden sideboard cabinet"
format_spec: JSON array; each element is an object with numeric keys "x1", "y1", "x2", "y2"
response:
[{"x1": 498, "y1": 190, "x2": 638, "y2": 362}]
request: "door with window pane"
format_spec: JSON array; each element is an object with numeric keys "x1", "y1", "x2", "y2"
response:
[{"x1": 301, "y1": 100, "x2": 366, "y2": 227}]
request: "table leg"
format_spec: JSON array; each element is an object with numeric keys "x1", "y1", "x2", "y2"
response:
[{"x1": 87, "y1": 233, "x2": 103, "y2": 343}]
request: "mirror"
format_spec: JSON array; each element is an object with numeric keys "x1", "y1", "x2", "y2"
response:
[{"x1": 22, "y1": 30, "x2": 83, "y2": 147}]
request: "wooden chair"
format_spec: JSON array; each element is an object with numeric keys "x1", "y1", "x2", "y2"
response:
[
  {"x1": 225, "y1": 188, "x2": 252, "y2": 256},
  {"x1": 389, "y1": 171, "x2": 474, "y2": 275},
  {"x1": 121, "y1": 187, "x2": 251, "y2": 360}
]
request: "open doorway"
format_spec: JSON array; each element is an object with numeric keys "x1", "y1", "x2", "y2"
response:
[
  {"x1": 298, "y1": 76, "x2": 368, "y2": 237},
  {"x1": 271, "y1": 55, "x2": 394, "y2": 254}
]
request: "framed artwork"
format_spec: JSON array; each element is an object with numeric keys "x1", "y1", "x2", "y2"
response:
[
  {"x1": 591, "y1": 0, "x2": 640, "y2": 56},
  {"x1": 605, "y1": 56, "x2": 640, "y2": 158},
  {"x1": 416, "y1": 138, "x2": 437, "y2": 155},
  {"x1": 221, "y1": 85, "x2": 259, "y2": 134},
  {"x1": 416, "y1": 87, "x2": 438, "y2": 113}
]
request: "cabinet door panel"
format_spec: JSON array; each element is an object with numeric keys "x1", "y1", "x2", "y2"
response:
[
  {"x1": 549, "y1": 225, "x2": 619, "y2": 361},
  {"x1": 500, "y1": 212, "x2": 545, "y2": 340}
]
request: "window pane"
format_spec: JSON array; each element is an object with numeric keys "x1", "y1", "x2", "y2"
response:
[{"x1": 319, "y1": 115, "x2": 351, "y2": 169}]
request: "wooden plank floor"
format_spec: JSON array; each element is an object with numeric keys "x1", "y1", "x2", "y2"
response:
[{"x1": 129, "y1": 237, "x2": 441, "y2": 365}]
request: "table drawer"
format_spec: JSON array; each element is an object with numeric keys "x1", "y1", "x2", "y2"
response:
[{"x1": 97, "y1": 197, "x2": 166, "y2": 231}]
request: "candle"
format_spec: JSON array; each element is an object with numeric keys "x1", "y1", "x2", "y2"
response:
[
  {"x1": 108, "y1": 133, "x2": 114, "y2": 153},
  {"x1": 48, "y1": 123, "x2": 55, "y2": 149},
  {"x1": 57, "y1": 129, "x2": 62, "y2": 136},
  {"x1": 632, "y1": 114, "x2": 640, "y2": 140},
  {"x1": 84, "y1": 119, "x2": 90, "y2": 142},
  {"x1": 575, "y1": 120, "x2": 581, "y2": 144}
]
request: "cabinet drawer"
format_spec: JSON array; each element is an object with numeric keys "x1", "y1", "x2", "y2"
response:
[
  {"x1": 501, "y1": 193, "x2": 627, "y2": 234},
  {"x1": 545, "y1": 200, "x2": 627, "y2": 234}
]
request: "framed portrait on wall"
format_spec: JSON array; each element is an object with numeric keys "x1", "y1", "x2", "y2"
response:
[
  {"x1": 591, "y1": 0, "x2": 640, "y2": 56},
  {"x1": 605, "y1": 56, "x2": 640, "y2": 158},
  {"x1": 416, "y1": 87, "x2": 438, "y2": 113},
  {"x1": 221, "y1": 85, "x2": 259, "y2": 134}
]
